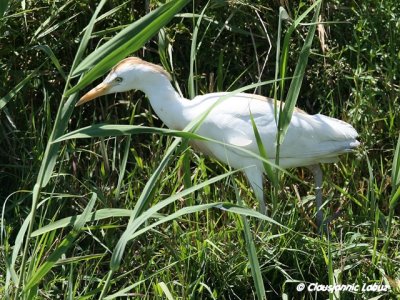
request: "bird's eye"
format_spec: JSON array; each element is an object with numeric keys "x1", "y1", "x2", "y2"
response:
[{"x1": 115, "y1": 77, "x2": 123, "y2": 83}]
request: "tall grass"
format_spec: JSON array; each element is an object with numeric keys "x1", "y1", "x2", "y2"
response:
[{"x1": 1, "y1": 0, "x2": 399, "y2": 299}]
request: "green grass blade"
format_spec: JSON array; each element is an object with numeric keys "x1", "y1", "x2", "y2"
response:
[
  {"x1": 131, "y1": 201, "x2": 287, "y2": 246},
  {"x1": 72, "y1": 0, "x2": 189, "y2": 75},
  {"x1": 31, "y1": 0, "x2": 72, "y2": 42},
  {"x1": 390, "y1": 185, "x2": 400, "y2": 210},
  {"x1": 384, "y1": 133, "x2": 400, "y2": 253},
  {"x1": 110, "y1": 137, "x2": 182, "y2": 272},
  {"x1": 73, "y1": 193, "x2": 98, "y2": 230},
  {"x1": 157, "y1": 282, "x2": 174, "y2": 300},
  {"x1": 216, "y1": 203, "x2": 287, "y2": 227},
  {"x1": 36, "y1": 13, "x2": 79, "y2": 40},
  {"x1": 30, "y1": 208, "x2": 136, "y2": 237},
  {"x1": 242, "y1": 215, "x2": 265, "y2": 299},
  {"x1": 66, "y1": 0, "x2": 190, "y2": 96},
  {"x1": 158, "y1": 28, "x2": 171, "y2": 72},
  {"x1": 130, "y1": 170, "x2": 239, "y2": 235},
  {"x1": 273, "y1": 7, "x2": 289, "y2": 120},
  {"x1": 70, "y1": 0, "x2": 107, "y2": 73},
  {"x1": 277, "y1": 0, "x2": 321, "y2": 146},
  {"x1": 130, "y1": 203, "x2": 218, "y2": 241},
  {"x1": 24, "y1": 233, "x2": 78, "y2": 292},
  {"x1": 104, "y1": 263, "x2": 178, "y2": 299},
  {"x1": 111, "y1": 169, "x2": 239, "y2": 271},
  {"x1": 114, "y1": 135, "x2": 131, "y2": 200},
  {"x1": 37, "y1": 95, "x2": 77, "y2": 188},
  {"x1": 233, "y1": 181, "x2": 266, "y2": 300},
  {"x1": 130, "y1": 201, "x2": 286, "y2": 244},
  {"x1": 188, "y1": 1, "x2": 210, "y2": 99},
  {"x1": 0, "y1": 66, "x2": 42, "y2": 110},
  {"x1": 33, "y1": 44, "x2": 67, "y2": 81},
  {"x1": 278, "y1": 1, "x2": 320, "y2": 102},
  {"x1": 391, "y1": 133, "x2": 400, "y2": 190},
  {"x1": 53, "y1": 124, "x2": 207, "y2": 143},
  {"x1": 24, "y1": 193, "x2": 97, "y2": 291},
  {"x1": 327, "y1": 235, "x2": 334, "y2": 300},
  {"x1": 250, "y1": 111, "x2": 277, "y2": 186},
  {"x1": 5, "y1": 210, "x2": 31, "y2": 292}
]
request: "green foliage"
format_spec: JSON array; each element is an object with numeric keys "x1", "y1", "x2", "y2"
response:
[{"x1": 1, "y1": 0, "x2": 399, "y2": 299}]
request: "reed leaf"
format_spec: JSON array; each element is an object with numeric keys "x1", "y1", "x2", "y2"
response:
[
  {"x1": 277, "y1": 0, "x2": 321, "y2": 146},
  {"x1": 24, "y1": 193, "x2": 97, "y2": 291},
  {"x1": 66, "y1": 0, "x2": 190, "y2": 96},
  {"x1": 30, "y1": 208, "x2": 138, "y2": 237},
  {"x1": 33, "y1": 45, "x2": 67, "y2": 80},
  {"x1": 233, "y1": 181, "x2": 266, "y2": 300},
  {"x1": 250, "y1": 111, "x2": 277, "y2": 187},
  {"x1": 188, "y1": 1, "x2": 210, "y2": 99}
]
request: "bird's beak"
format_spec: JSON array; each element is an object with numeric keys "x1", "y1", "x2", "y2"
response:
[{"x1": 75, "y1": 82, "x2": 112, "y2": 107}]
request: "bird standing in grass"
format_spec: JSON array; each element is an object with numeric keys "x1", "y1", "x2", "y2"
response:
[{"x1": 76, "y1": 57, "x2": 360, "y2": 228}]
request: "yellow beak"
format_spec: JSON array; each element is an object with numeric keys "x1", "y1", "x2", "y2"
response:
[{"x1": 75, "y1": 82, "x2": 112, "y2": 107}]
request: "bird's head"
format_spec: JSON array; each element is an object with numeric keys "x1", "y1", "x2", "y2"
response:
[{"x1": 76, "y1": 57, "x2": 171, "y2": 106}]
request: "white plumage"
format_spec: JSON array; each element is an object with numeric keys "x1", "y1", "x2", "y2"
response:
[{"x1": 76, "y1": 57, "x2": 360, "y2": 228}]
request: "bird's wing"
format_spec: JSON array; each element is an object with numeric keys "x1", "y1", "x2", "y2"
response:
[
  {"x1": 191, "y1": 93, "x2": 359, "y2": 168},
  {"x1": 192, "y1": 93, "x2": 278, "y2": 156}
]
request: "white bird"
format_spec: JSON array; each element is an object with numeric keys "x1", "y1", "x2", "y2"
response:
[{"x1": 76, "y1": 57, "x2": 360, "y2": 228}]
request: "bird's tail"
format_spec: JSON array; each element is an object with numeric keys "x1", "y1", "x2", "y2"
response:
[{"x1": 313, "y1": 114, "x2": 360, "y2": 150}]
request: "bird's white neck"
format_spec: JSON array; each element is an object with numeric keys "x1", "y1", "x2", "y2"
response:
[{"x1": 140, "y1": 76, "x2": 189, "y2": 130}]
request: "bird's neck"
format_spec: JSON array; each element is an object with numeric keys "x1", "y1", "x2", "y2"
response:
[{"x1": 141, "y1": 78, "x2": 189, "y2": 130}]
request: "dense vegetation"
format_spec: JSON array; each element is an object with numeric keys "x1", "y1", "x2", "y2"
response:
[{"x1": 1, "y1": 0, "x2": 399, "y2": 299}]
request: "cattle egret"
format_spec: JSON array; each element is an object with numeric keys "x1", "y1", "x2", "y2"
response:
[{"x1": 76, "y1": 57, "x2": 360, "y2": 228}]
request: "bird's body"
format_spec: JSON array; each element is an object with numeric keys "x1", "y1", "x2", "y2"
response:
[
  {"x1": 174, "y1": 92, "x2": 358, "y2": 169},
  {"x1": 77, "y1": 57, "x2": 360, "y2": 227}
]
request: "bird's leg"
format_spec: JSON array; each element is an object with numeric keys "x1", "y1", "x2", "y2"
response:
[
  {"x1": 244, "y1": 167, "x2": 267, "y2": 215},
  {"x1": 307, "y1": 164, "x2": 324, "y2": 230}
]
